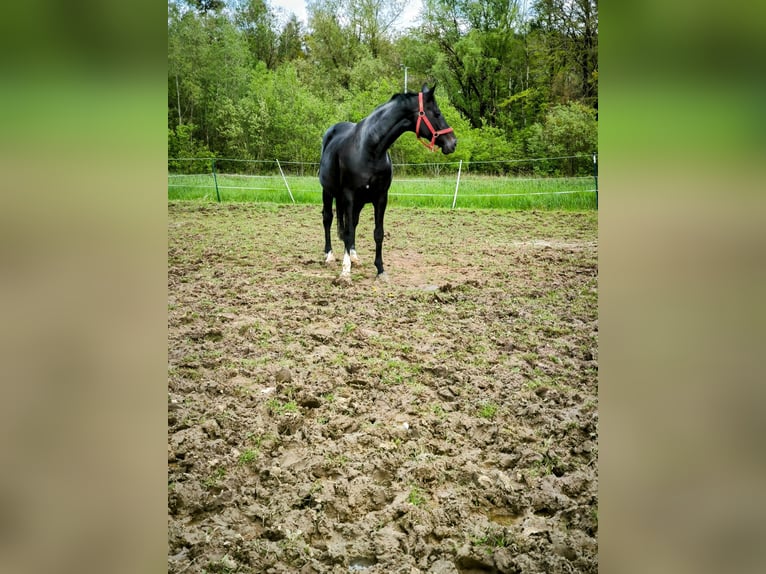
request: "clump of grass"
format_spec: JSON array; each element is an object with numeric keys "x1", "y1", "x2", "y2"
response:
[
  {"x1": 325, "y1": 453, "x2": 348, "y2": 468},
  {"x1": 408, "y1": 486, "x2": 426, "y2": 506},
  {"x1": 266, "y1": 398, "x2": 299, "y2": 415},
  {"x1": 471, "y1": 532, "x2": 514, "y2": 552},
  {"x1": 477, "y1": 401, "x2": 499, "y2": 419},
  {"x1": 203, "y1": 466, "x2": 226, "y2": 489},
  {"x1": 238, "y1": 449, "x2": 258, "y2": 465}
]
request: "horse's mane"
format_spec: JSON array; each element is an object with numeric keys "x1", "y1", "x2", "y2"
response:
[
  {"x1": 367, "y1": 92, "x2": 413, "y2": 115},
  {"x1": 390, "y1": 92, "x2": 414, "y2": 103}
]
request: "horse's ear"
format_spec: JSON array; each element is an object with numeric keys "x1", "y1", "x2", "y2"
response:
[
  {"x1": 421, "y1": 82, "x2": 436, "y2": 98},
  {"x1": 422, "y1": 83, "x2": 436, "y2": 98}
]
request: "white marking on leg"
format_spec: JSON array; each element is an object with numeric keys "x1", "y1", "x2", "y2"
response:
[
  {"x1": 325, "y1": 250, "x2": 335, "y2": 264},
  {"x1": 341, "y1": 251, "x2": 352, "y2": 276},
  {"x1": 349, "y1": 249, "x2": 360, "y2": 264}
]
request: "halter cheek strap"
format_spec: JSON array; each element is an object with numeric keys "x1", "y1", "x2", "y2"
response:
[{"x1": 415, "y1": 92, "x2": 454, "y2": 152}]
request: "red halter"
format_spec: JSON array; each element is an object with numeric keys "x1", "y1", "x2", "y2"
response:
[{"x1": 415, "y1": 92, "x2": 454, "y2": 152}]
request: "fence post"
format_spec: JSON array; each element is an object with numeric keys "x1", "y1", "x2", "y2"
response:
[
  {"x1": 451, "y1": 160, "x2": 463, "y2": 209},
  {"x1": 592, "y1": 153, "x2": 598, "y2": 207},
  {"x1": 276, "y1": 159, "x2": 296, "y2": 204},
  {"x1": 211, "y1": 158, "x2": 221, "y2": 203}
]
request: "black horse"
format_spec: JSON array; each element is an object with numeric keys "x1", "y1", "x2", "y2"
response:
[{"x1": 319, "y1": 84, "x2": 456, "y2": 284}]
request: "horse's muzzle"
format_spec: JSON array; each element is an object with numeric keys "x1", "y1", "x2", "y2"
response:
[{"x1": 440, "y1": 135, "x2": 457, "y2": 155}]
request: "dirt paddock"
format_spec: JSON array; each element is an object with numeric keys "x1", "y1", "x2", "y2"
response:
[{"x1": 168, "y1": 202, "x2": 598, "y2": 573}]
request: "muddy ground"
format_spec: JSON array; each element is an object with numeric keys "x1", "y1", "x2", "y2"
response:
[{"x1": 168, "y1": 202, "x2": 598, "y2": 573}]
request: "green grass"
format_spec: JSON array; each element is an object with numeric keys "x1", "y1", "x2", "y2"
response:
[
  {"x1": 202, "y1": 466, "x2": 226, "y2": 489},
  {"x1": 408, "y1": 486, "x2": 426, "y2": 506},
  {"x1": 168, "y1": 172, "x2": 597, "y2": 210},
  {"x1": 238, "y1": 449, "x2": 258, "y2": 465},
  {"x1": 266, "y1": 398, "x2": 299, "y2": 415},
  {"x1": 471, "y1": 532, "x2": 513, "y2": 549},
  {"x1": 477, "y1": 401, "x2": 500, "y2": 419}
]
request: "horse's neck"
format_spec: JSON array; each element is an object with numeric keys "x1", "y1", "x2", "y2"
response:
[{"x1": 358, "y1": 97, "x2": 415, "y2": 158}]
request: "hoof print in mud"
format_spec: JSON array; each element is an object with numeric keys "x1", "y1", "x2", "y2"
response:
[{"x1": 274, "y1": 367, "x2": 292, "y2": 385}]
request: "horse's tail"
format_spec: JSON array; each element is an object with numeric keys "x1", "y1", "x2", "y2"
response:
[{"x1": 321, "y1": 125, "x2": 337, "y2": 154}]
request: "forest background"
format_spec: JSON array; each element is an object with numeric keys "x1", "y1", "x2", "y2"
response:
[{"x1": 168, "y1": 0, "x2": 598, "y2": 175}]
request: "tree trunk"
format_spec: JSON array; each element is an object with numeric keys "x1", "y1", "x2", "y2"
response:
[{"x1": 175, "y1": 74, "x2": 182, "y2": 127}]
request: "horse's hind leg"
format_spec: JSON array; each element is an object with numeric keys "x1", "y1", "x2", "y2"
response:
[
  {"x1": 322, "y1": 188, "x2": 335, "y2": 263},
  {"x1": 337, "y1": 194, "x2": 357, "y2": 282},
  {"x1": 373, "y1": 193, "x2": 388, "y2": 281},
  {"x1": 349, "y1": 204, "x2": 363, "y2": 265}
]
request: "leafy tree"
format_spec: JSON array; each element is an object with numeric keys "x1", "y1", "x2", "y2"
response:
[
  {"x1": 168, "y1": 3, "x2": 251, "y2": 147},
  {"x1": 525, "y1": 101, "x2": 597, "y2": 175},
  {"x1": 277, "y1": 15, "x2": 305, "y2": 63},
  {"x1": 168, "y1": 123, "x2": 215, "y2": 172},
  {"x1": 233, "y1": 0, "x2": 280, "y2": 68},
  {"x1": 305, "y1": 1, "x2": 363, "y2": 92},
  {"x1": 185, "y1": 0, "x2": 225, "y2": 14},
  {"x1": 347, "y1": 0, "x2": 408, "y2": 58},
  {"x1": 530, "y1": 0, "x2": 598, "y2": 108},
  {"x1": 422, "y1": 0, "x2": 527, "y2": 131}
]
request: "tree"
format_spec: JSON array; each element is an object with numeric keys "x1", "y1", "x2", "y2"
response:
[
  {"x1": 185, "y1": 0, "x2": 225, "y2": 14},
  {"x1": 233, "y1": 0, "x2": 280, "y2": 68},
  {"x1": 305, "y1": 1, "x2": 364, "y2": 92},
  {"x1": 277, "y1": 15, "x2": 305, "y2": 63},
  {"x1": 168, "y1": 123, "x2": 215, "y2": 173},
  {"x1": 525, "y1": 102, "x2": 597, "y2": 175},
  {"x1": 530, "y1": 0, "x2": 598, "y2": 108},
  {"x1": 348, "y1": 0, "x2": 407, "y2": 57},
  {"x1": 168, "y1": 3, "x2": 251, "y2": 147},
  {"x1": 422, "y1": 0, "x2": 527, "y2": 131}
]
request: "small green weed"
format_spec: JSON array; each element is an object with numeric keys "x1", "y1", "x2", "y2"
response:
[
  {"x1": 325, "y1": 453, "x2": 349, "y2": 468},
  {"x1": 267, "y1": 398, "x2": 299, "y2": 415},
  {"x1": 477, "y1": 402, "x2": 499, "y2": 419},
  {"x1": 529, "y1": 443, "x2": 560, "y2": 477},
  {"x1": 238, "y1": 449, "x2": 258, "y2": 465},
  {"x1": 203, "y1": 466, "x2": 226, "y2": 489},
  {"x1": 407, "y1": 380, "x2": 426, "y2": 395},
  {"x1": 408, "y1": 486, "x2": 426, "y2": 506},
  {"x1": 471, "y1": 532, "x2": 513, "y2": 552},
  {"x1": 431, "y1": 403, "x2": 446, "y2": 418}
]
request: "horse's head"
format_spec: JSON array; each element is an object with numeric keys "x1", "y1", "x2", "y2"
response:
[{"x1": 416, "y1": 84, "x2": 457, "y2": 154}]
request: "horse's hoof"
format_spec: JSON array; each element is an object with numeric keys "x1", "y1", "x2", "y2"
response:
[
  {"x1": 325, "y1": 251, "x2": 336, "y2": 264},
  {"x1": 375, "y1": 272, "x2": 389, "y2": 283},
  {"x1": 349, "y1": 249, "x2": 361, "y2": 265},
  {"x1": 334, "y1": 274, "x2": 352, "y2": 286}
]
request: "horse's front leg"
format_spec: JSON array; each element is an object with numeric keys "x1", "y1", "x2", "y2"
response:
[
  {"x1": 373, "y1": 193, "x2": 388, "y2": 281},
  {"x1": 322, "y1": 188, "x2": 335, "y2": 263}
]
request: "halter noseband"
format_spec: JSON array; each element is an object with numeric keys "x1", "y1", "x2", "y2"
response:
[{"x1": 415, "y1": 92, "x2": 454, "y2": 152}]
